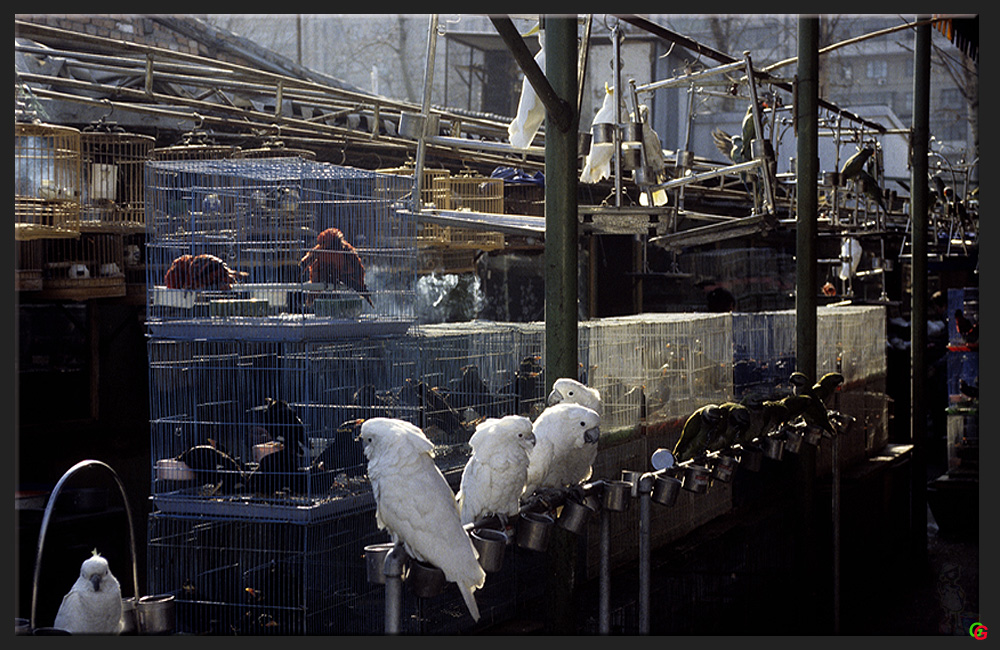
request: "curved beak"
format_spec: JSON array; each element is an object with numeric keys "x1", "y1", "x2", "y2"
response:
[
  {"x1": 546, "y1": 388, "x2": 563, "y2": 406},
  {"x1": 584, "y1": 426, "x2": 600, "y2": 445},
  {"x1": 90, "y1": 575, "x2": 103, "y2": 592}
]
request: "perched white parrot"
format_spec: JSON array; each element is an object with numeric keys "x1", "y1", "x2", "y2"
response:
[
  {"x1": 522, "y1": 402, "x2": 602, "y2": 497},
  {"x1": 53, "y1": 550, "x2": 124, "y2": 635},
  {"x1": 546, "y1": 377, "x2": 603, "y2": 417},
  {"x1": 580, "y1": 84, "x2": 617, "y2": 184},
  {"x1": 359, "y1": 417, "x2": 486, "y2": 622},
  {"x1": 839, "y1": 237, "x2": 862, "y2": 281},
  {"x1": 507, "y1": 24, "x2": 545, "y2": 149},
  {"x1": 456, "y1": 415, "x2": 536, "y2": 526}
]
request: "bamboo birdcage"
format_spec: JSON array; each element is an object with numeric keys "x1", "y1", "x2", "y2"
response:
[
  {"x1": 39, "y1": 231, "x2": 126, "y2": 300},
  {"x1": 15, "y1": 121, "x2": 83, "y2": 240},
  {"x1": 77, "y1": 124, "x2": 156, "y2": 233},
  {"x1": 376, "y1": 162, "x2": 450, "y2": 208}
]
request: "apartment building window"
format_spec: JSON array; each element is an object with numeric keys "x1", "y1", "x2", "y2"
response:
[{"x1": 866, "y1": 59, "x2": 888, "y2": 80}]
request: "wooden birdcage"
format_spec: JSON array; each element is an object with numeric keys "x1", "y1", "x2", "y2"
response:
[
  {"x1": 39, "y1": 231, "x2": 126, "y2": 300},
  {"x1": 78, "y1": 125, "x2": 156, "y2": 233},
  {"x1": 15, "y1": 121, "x2": 82, "y2": 240},
  {"x1": 377, "y1": 163, "x2": 450, "y2": 208},
  {"x1": 432, "y1": 173, "x2": 504, "y2": 214}
]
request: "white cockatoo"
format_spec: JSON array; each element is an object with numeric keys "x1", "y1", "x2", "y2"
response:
[
  {"x1": 522, "y1": 402, "x2": 602, "y2": 498},
  {"x1": 507, "y1": 23, "x2": 545, "y2": 149},
  {"x1": 838, "y1": 237, "x2": 862, "y2": 281},
  {"x1": 546, "y1": 377, "x2": 603, "y2": 417},
  {"x1": 580, "y1": 83, "x2": 617, "y2": 184},
  {"x1": 456, "y1": 415, "x2": 536, "y2": 526},
  {"x1": 53, "y1": 550, "x2": 124, "y2": 635},
  {"x1": 359, "y1": 417, "x2": 486, "y2": 622}
]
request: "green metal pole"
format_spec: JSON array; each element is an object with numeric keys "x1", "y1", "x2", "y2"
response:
[
  {"x1": 910, "y1": 14, "x2": 931, "y2": 563},
  {"x1": 795, "y1": 19, "x2": 818, "y2": 382},
  {"x1": 544, "y1": 15, "x2": 579, "y2": 392},
  {"x1": 795, "y1": 15, "x2": 822, "y2": 633},
  {"x1": 543, "y1": 14, "x2": 579, "y2": 635}
]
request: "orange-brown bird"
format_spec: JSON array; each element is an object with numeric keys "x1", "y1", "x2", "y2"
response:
[
  {"x1": 300, "y1": 227, "x2": 374, "y2": 307},
  {"x1": 164, "y1": 253, "x2": 247, "y2": 290}
]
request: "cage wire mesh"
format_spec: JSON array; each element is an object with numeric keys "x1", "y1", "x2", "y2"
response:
[
  {"x1": 146, "y1": 507, "x2": 390, "y2": 636},
  {"x1": 148, "y1": 335, "x2": 419, "y2": 510},
  {"x1": 145, "y1": 157, "x2": 416, "y2": 337},
  {"x1": 15, "y1": 121, "x2": 83, "y2": 240},
  {"x1": 732, "y1": 310, "x2": 798, "y2": 399}
]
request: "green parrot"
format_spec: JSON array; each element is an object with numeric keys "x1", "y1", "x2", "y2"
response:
[
  {"x1": 780, "y1": 393, "x2": 835, "y2": 435},
  {"x1": 839, "y1": 145, "x2": 874, "y2": 182},
  {"x1": 739, "y1": 102, "x2": 767, "y2": 162},
  {"x1": 746, "y1": 399, "x2": 792, "y2": 444},
  {"x1": 789, "y1": 371, "x2": 811, "y2": 395},
  {"x1": 673, "y1": 404, "x2": 725, "y2": 463},
  {"x1": 710, "y1": 402, "x2": 752, "y2": 452},
  {"x1": 807, "y1": 372, "x2": 845, "y2": 407},
  {"x1": 856, "y1": 169, "x2": 887, "y2": 213}
]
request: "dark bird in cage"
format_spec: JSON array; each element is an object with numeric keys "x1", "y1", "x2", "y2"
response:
[
  {"x1": 954, "y1": 308, "x2": 979, "y2": 345},
  {"x1": 245, "y1": 398, "x2": 312, "y2": 497},
  {"x1": 506, "y1": 354, "x2": 544, "y2": 419},
  {"x1": 673, "y1": 404, "x2": 726, "y2": 463},
  {"x1": 416, "y1": 380, "x2": 470, "y2": 444},
  {"x1": 176, "y1": 443, "x2": 246, "y2": 495},
  {"x1": 839, "y1": 144, "x2": 875, "y2": 182},
  {"x1": 164, "y1": 253, "x2": 247, "y2": 290},
  {"x1": 446, "y1": 364, "x2": 502, "y2": 420},
  {"x1": 300, "y1": 227, "x2": 374, "y2": 307},
  {"x1": 959, "y1": 378, "x2": 979, "y2": 400}
]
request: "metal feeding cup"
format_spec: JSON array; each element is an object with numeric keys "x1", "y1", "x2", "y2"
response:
[
  {"x1": 516, "y1": 512, "x2": 555, "y2": 552},
  {"x1": 681, "y1": 464, "x2": 711, "y2": 493},
  {"x1": 471, "y1": 527, "x2": 507, "y2": 573},
  {"x1": 651, "y1": 474, "x2": 682, "y2": 507}
]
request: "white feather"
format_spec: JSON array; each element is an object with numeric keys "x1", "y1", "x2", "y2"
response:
[
  {"x1": 523, "y1": 402, "x2": 602, "y2": 497},
  {"x1": 360, "y1": 417, "x2": 486, "y2": 621},
  {"x1": 53, "y1": 551, "x2": 124, "y2": 635},
  {"x1": 457, "y1": 415, "x2": 535, "y2": 525}
]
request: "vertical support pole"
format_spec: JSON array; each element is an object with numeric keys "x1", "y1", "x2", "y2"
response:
[
  {"x1": 544, "y1": 15, "x2": 580, "y2": 635},
  {"x1": 599, "y1": 505, "x2": 611, "y2": 635},
  {"x1": 612, "y1": 22, "x2": 623, "y2": 207},
  {"x1": 910, "y1": 14, "x2": 931, "y2": 565},
  {"x1": 795, "y1": 16, "x2": 822, "y2": 633},
  {"x1": 795, "y1": 20, "x2": 819, "y2": 383},
  {"x1": 413, "y1": 14, "x2": 439, "y2": 213},
  {"x1": 638, "y1": 474, "x2": 653, "y2": 635},
  {"x1": 383, "y1": 544, "x2": 406, "y2": 635}
]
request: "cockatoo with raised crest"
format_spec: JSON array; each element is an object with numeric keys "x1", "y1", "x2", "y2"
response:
[
  {"x1": 522, "y1": 402, "x2": 602, "y2": 497},
  {"x1": 546, "y1": 377, "x2": 603, "y2": 416},
  {"x1": 580, "y1": 83, "x2": 617, "y2": 184},
  {"x1": 457, "y1": 415, "x2": 536, "y2": 526},
  {"x1": 508, "y1": 23, "x2": 545, "y2": 149},
  {"x1": 53, "y1": 550, "x2": 124, "y2": 635},
  {"x1": 359, "y1": 417, "x2": 486, "y2": 621}
]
